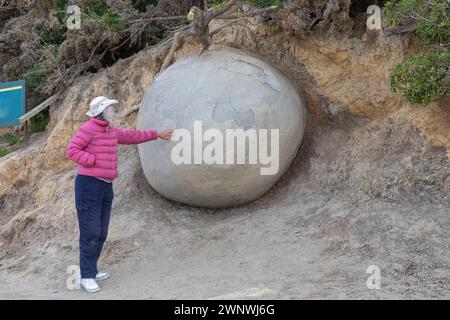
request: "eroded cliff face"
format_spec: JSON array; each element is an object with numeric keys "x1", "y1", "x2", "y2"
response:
[
  {"x1": 0, "y1": 20, "x2": 448, "y2": 298},
  {"x1": 221, "y1": 18, "x2": 449, "y2": 149}
]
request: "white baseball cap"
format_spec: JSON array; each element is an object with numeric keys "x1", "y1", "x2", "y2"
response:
[{"x1": 86, "y1": 96, "x2": 119, "y2": 117}]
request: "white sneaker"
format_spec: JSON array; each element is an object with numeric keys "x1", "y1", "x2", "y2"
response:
[
  {"x1": 80, "y1": 278, "x2": 100, "y2": 293},
  {"x1": 95, "y1": 272, "x2": 110, "y2": 281}
]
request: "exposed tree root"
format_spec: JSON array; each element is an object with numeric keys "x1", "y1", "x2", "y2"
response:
[{"x1": 159, "y1": 0, "x2": 278, "y2": 73}]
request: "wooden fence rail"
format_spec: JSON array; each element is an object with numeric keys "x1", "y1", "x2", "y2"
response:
[{"x1": 19, "y1": 95, "x2": 56, "y2": 146}]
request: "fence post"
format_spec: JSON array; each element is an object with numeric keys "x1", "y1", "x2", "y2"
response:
[{"x1": 23, "y1": 120, "x2": 29, "y2": 147}]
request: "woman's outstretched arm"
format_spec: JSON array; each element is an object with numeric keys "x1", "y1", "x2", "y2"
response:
[{"x1": 114, "y1": 127, "x2": 158, "y2": 145}]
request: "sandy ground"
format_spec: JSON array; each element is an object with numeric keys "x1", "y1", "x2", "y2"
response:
[
  {"x1": 0, "y1": 111, "x2": 448, "y2": 300},
  {"x1": 0, "y1": 189, "x2": 448, "y2": 299}
]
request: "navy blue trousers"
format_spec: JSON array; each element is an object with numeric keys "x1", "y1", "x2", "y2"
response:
[{"x1": 75, "y1": 175, "x2": 114, "y2": 279}]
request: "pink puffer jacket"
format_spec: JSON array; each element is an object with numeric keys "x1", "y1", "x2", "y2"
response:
[{"x1": 66, "y1": 117, "x2": 158, "y2": 180}]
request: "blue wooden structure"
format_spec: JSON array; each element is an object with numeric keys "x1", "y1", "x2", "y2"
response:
[
  {"x1": 0, "y1": 80, "x2": 25, "y2": 127},
  {"x1": 0, "y1": 80, "x2": 56, "y2": 147}
]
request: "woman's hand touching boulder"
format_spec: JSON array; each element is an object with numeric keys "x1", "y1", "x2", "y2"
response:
[{"x1": 158, "y1": 129, "x2": 174, "y2": 140}]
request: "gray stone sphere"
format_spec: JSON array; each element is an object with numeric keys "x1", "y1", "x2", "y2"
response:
[{"x1": 137, "y1": 47, "x2": 305, "y2": 208}]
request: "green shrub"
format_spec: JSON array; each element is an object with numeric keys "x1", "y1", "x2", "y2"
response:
[
  {"x1": 54, "y1": 0, "x2": 70, "y2": 23},
  {"x1": 24, "y1": 45, "x2": 61, "y2": 91},
  {"x1": 385, "y1": 0, "x2": 450, "y2": 105},
  {"x1": 36, "y1": 24, "x2": 67, "y2": 46},
  {"x1": 385, "y1": 0, "x2": 449, "y2": 46},
  {"x1": 2, "y1": 133, "x2": 20, "y2": 146},
  {"x1": 25, "y1": 63, "x2": 48, "y2": 89},
  {"x1": 390, "y1": 48, "x2": 449, "y2": 104},
  {"x1": 132, "y1": 0, "x2": 158, "y2": 11},
  {"x1": 55, "y1": 0, "x2": 69, "y2": 8},
  {"x1": 212, "y1": 0, "x2": 283, "y2": 9},
  {"x1": 0, "y1": 144, "x2": 21, "y2": 157},
  {"x1": 85, "y1": 0, "x2": 109, "y2": 16},
  {"x1": 0, "y1": 148, "x2": 9, "y2": 157},
  {"x1": 245, "y1": 0, "x2": 284, "y2": 7},
  {"x1": 82, "y1": 0, "x2": 125, "y2": 32},
  {"x1": 99, "y1": 10, "x2": 125, "y2": 32},
  {"x1": 29, "y1": 109, "x2": 51, "y2": 134}
]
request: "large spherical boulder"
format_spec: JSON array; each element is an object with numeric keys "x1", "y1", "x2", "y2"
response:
[{"x1": 137, "y1": 47, "x2": 305, "y2": 208}]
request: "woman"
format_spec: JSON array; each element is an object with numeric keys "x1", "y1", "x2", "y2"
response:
[{"x1": 66, "y1": 96, "x2": 173, "y2": 293}]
